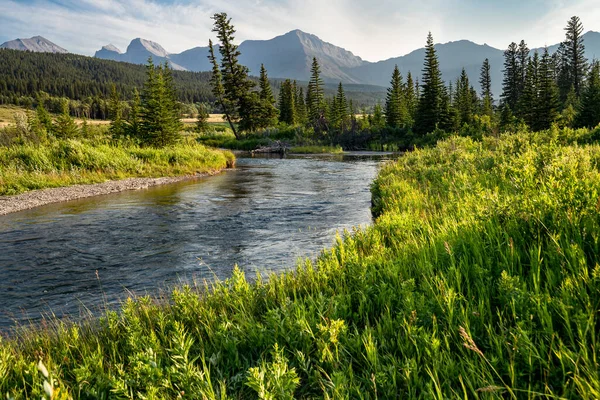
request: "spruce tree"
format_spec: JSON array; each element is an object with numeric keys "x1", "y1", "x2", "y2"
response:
[
  {"x1": 257, "y1": 64, "x2": 278, "y2": 128},
  {"x1": 108, "y1": 84, "x2": 125, "y2": 140},
  {"x1": 404, "y1": 72, "x2": 417, "y2": 127},
  {"x1": 139, "y1": 59, "x2": 182, "y2": 147},
  {"x1": 306, "y1": 57, "x2": 324, "y2": 122},
  {"x1": 53, "y1": 99, "x2": 78, "y2": 139},
  {"x1": 576, "y1": 61, "x2": 600, "y2": 128},
  {"x1": 502, "y1": 42, "x2": 521, "y2": 110},
  {"x1": 480, "y1": 58, "x2": 494, "y2": 116},
  {"x1": 537, "y1": 48, "x2": 560, "y2": 130},
  {"x1": 35, "y1": 95, "x2": 53, "y2": 134},
  {"x1": 332, "y1": 82, "x2": 349, "y2": 131},
  {"x1": 385, "y1": 65, "x2": 405, "y2": 128},
  {"x1": 415, "y1": 32, "x2": 446, "y2": 134},
  {"x1": 294, "y1": 84, "x2": 307, "y2": 125},
  {"x1": 278, "y1": 79, "x2": 296, "y2": 125},
  {"x1": 211, "y1": 13, "x2": 257, "y2": 134},
  {"x1": 208, "y1": 39, "x2": 237, "y2": 138},
  {"x1": 517, "y1": 41, "x2": 530, "y2": 100},
  {"x1": 563, "y1": 16, "x2": 588, "y2": 97},
  {"x1": 126, "y1": 88, "x2": 141, "y2": 139},
  {"x1": 519, "y1": 52, "x2": 540, "y2": 129},
  {"x1": 371, "y1": 103, "x2": 385, "y2": 129},
  {"x1": 196, "y1": 103, "x2": 209, "y2": 133},
  {"x1": 455, "y1": 68, "x2": 475, "y2": 125},
  {"x1": 556, "y1": 42, "x2": 572, "y2": 103}
]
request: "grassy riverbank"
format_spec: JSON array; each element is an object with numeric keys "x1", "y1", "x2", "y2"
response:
[
  {"x1": 2, "y1": 127, "x2": 600, "y2": 398},
  {"x1": 0, "y1": 139, "x2": 234, "y2": 196}
]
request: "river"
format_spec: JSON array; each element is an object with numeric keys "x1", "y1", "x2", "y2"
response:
[{"x1": 0, "y1": 153, "x2": 391, "y2": 330}]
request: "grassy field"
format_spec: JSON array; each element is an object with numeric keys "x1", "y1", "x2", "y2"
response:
[
  {"x1": 2, "y1": 127, "x2": 600, "y2": 398},
  {"x1": 0, "y1": 106, "x2": 226, "y2": 128},
  {"x1": 0, "y1": 138, "x2": 235, "y2": 196}
]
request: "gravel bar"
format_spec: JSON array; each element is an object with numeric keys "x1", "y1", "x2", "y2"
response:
[{"x1": 0, "y1": 173, "x2": 219, "y2": 216}]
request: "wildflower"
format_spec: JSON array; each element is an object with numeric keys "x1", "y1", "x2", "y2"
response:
[{"x1": 37, "y1": 360, "x2": 49, "y2": 379}]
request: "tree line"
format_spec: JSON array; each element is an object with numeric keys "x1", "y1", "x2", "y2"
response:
[
  {"x1": 0, "y1": 49, "x2": 215, "y2": 111},
  {"x1": 270, "y1": 15, "x2": 600, "y2": 143}
]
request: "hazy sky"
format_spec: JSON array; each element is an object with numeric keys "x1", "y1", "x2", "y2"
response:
[{"x1": 1, "y1": 0, "x2": 599, "y2": 61}]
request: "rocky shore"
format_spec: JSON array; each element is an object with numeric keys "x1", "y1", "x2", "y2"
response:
[{"x1": 0, "y1": 173, "x2": 217, "y2": 216}]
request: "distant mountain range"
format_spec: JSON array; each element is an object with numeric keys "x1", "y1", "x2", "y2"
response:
[
  {"x1": 0, "y1": 36, "x2": 68, "y2": 53},
  {"x1": 3, "y1": 31, "x2": 600, "y2": 97}
]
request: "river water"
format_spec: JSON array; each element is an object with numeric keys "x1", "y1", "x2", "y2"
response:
[{"x1": 0, "y1": 153, "x2": 390, "y2": 330}]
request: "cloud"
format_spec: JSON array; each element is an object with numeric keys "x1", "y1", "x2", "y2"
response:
[{"x1": 0, "y1": 0, "x2": 597, "y2": 61}]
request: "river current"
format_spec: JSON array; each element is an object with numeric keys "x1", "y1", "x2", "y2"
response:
[{"x1": 0, "y1": 153, "x2": 390, "y2": 330}]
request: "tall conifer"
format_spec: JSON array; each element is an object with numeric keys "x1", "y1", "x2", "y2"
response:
[
  {"x1": 385, "y1": 65, "x2": 405, "y2": 128},
  {"x1": 415, "y1": 32, "x2": 446, "y2": 134},
  {"x1": 480, "y1": 58, "x2": 493, "y2": 116}
]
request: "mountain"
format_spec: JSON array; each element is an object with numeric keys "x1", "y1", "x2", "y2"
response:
[
  {"x1": 97, "y1": 30, "x2": 365, "y2": 82},
  {"x1": 94, "y1": 44, "x2": 122, "y2": 61},
  {"x1": 94, "y1": 32, "x2": 507, "y2": 94},
  {"x1": 94, "y1": 38, "x2": 187, "y2": 71},
  {"x1": 11, "y1": 29, "x2": 600, "y2": 100},
  {"x1": 534, "y1": 31, "x2": 600, "y2": 60},
  {"x1": 0, "y1": 36, "x2": 68, "y2": 53},
  {"x1": 237, "y1": 30, "x2": 364, "y2": 83},
  {"x1": 348, "y1": 40, "x2": 505, "y2": 97}
]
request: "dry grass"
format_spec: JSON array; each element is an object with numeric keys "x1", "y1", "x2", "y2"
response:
[{"x1": 0, "y1": 106, "x2": 226, "y2": 127}]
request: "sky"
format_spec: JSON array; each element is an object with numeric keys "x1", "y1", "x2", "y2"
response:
[{"x1": 1, "y1": 0, "x2": 599, "y2": 61}]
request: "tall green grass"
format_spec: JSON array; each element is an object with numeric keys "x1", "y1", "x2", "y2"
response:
[
  {"x1": 289, "y1": 145, "x2": 344, "y2": 154},
  {"x1": 0, "y1": 139, "x2": 235, "y2": 195},
  {"x1": 2, "y1": 127, "x2": 600, "y2": 398}
]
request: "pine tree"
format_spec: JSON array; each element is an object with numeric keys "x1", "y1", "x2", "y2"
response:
[
  {"x1": 576, "y1": 61, "x2": 600, "y2": 128},
  {"x1": 332, "y1": 82, "x2": 349, "y2": 131},
  {"x1": 385, "y1": 65, "x2": 405, "y2": 128},
  {"x1": 108, "y1": 84, "x2": 125, "y2": 140},
  {"x1": 196, "y1": 103, "x2": 209, "y2": 133},
  {"x1": 563, "y1": 16, "x2": 588, "y2": 97},
  {"x1": 502, "y1": 42, "x2": 521, "y2": 110},
  {"x1": 519, "y1": 52, "x2": 540, "y2": 129},
  {"x1": 211, "y1": 13, "x2": 256, "y2": 134},
  {"x1": 139, "y1": 59, "x2": 182, "y2": 147},
  {"x1": 371, "y1": 103, "x2": 385, "y2": 129},
  {"x1": 455, "y1": 68, "x2": 475, "y2": 125},
  {"x1": 556, "y1": 42, "x2": 573, "y2": 103},
  {"x1": 126, "y1": 88, "x2": 141, "y2": 139},
  {"x1": 208, "y1": 39, "x2": 237, "y2": 138},
  {"x1": 257, "y1": 64, "x2": 278, "y2": 128},
  {"x1": 278, "y1": 79, "x2": 296, "y2": 125},
  {"x1": 480, "y1": 58, "x2": 494, "y2": 116},
  {"x1": 415, "y1": 32, "x2": 446, "y2": 134},
  {"x1": 537, "y1": 48, "x2": 560, "y2": 130},
  {"x1": 35, "y1": 94, "x2": 53, "y2": 134},
  {"x1": 53, "y1": 99, "x2": 78, "y2": 139},
  {"x1": 294, "y1": 83, "x2": 307, "y2": 125},
  {"x1": 404, "y1": 72, "x2": 417, "y2": 127},
  {"x1": 306, "y1": 57, "x2": 324, "y2": 123},
  {"x1": 517, "y1": 41, "x2": 530, "y2": 101}
]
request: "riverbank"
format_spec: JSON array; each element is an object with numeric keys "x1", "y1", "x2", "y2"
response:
[
  {"x1": 0, "y1": 172, "x2": 226, "y2": 215},
  {"x1": 2, "y1": 128, "x2": 600, "y2": 398},
  {"x1": 0, "y1": 139, "x2": 235, "y2": 197}
]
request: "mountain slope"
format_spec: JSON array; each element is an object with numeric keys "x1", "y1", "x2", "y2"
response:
[
  {"x1": 0, "y1": 36, "x2": 68, "y2": 53},
  {"x1": 238, "y1": 30, "x2": 364, "y2": 83},
  {"x1": 95, "y1": 38, "x2": 187, "y2": 70},
  {"x1": 347, "y1": 40, "x2": 505, "y2": 96},
  {"x1": 96, "y1": 30, "x2": 365, "y2": 82}
]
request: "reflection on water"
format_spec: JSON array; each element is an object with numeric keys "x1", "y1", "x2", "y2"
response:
[{"x1": 0, "y1": 153, "x2": 392, "y2": 330}]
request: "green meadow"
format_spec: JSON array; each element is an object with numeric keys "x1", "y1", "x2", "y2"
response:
[{"x1": 2, "y1": 126, "x2": 600, "y2": 398}]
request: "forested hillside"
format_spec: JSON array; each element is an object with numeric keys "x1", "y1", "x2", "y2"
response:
[{"x1": 0, "y1": 49, "x2": 214, "y2": 105}]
